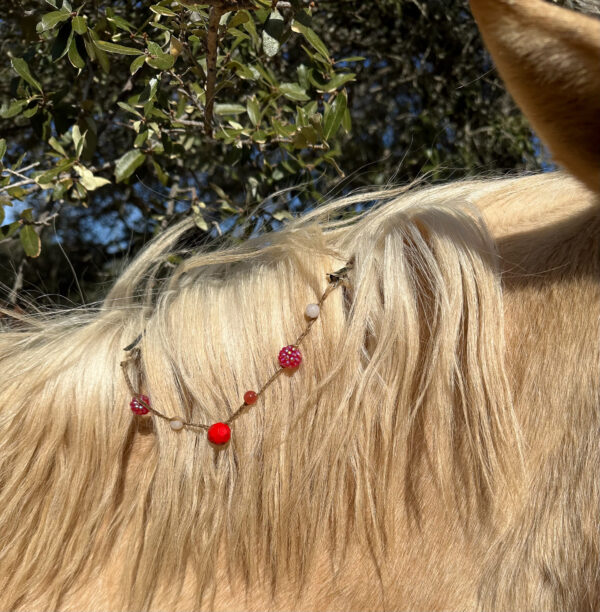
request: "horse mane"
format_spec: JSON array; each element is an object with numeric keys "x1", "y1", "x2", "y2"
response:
[{"x1": 0, "y1": 173, "x2": 597, "y2": 610}]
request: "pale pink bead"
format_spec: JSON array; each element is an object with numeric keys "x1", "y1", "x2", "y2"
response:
[{"x1": 305, "y1": 303, "x2": 320, "y2": 319}]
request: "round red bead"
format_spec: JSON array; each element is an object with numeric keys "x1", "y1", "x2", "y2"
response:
[
  {"x1": 130, "y1": 394, "x2": 150, "y2": 415},
  {"x1": 208, "y1": 422, "x2": 231, "y2": 445},
  {"x1": 278, "y1": 345, "x2": 302, "y2": 369},
  {"x1": 244, "y1": 390, "x2": 258, "y2": 405}
]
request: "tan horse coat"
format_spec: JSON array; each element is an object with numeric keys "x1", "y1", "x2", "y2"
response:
[{"x1": 0, "y1": 1, "x2": 599, "y2": 610}]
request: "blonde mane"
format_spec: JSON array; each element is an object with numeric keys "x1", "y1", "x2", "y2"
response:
[{"x1": 1, "y1": 172, "x2": 598, "y2": 610}]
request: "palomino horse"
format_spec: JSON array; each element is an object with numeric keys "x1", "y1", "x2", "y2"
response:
[{"x1": 1, "y1": 0, "x2": 599, "y2": 609}]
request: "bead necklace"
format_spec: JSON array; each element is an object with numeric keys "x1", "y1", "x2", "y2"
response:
[{"x1": 120, "y1": 263, "x2": 352, "y2": 445}]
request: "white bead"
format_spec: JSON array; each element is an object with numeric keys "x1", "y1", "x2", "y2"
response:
[
  {"x1": 170, "y1": 418, "x2": 185, "y2": 431},
  {"x1": 305, "y1": 303, "x2": 320, "y2": 318}
]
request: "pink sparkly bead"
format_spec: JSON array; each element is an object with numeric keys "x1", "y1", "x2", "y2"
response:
[
  {"x1": 130, "y1": 394, "x2": 150, "y2": 415},
  {"x1": 278, "y1": 345, "x2": 302, "y2": 369}
]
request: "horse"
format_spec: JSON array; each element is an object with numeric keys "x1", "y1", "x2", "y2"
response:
[{"x1": 0, "y1": 0, "x2": 599, "y2": 609}]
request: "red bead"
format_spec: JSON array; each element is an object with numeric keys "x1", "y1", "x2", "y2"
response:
[
  {"x1": 208, "y1": 422, "x2": 231, "y2": 445},
  {"x1": 278, "y1": 345, "x2": 302, "y2": 369},
  {"x1": 244, "y1": 390, "x2": 258, "y2": 405},
  {"x1": 130, "y1": 394, "x2": 150, "y2": 415}
]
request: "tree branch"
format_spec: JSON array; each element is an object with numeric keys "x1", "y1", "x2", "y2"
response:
[
  {"x1": 0, "y1": 177, "x2": 38, "y2": 194},
  {"x1": 204, "y1": 5, "x2": 224, "y2": 138},
  {"x1": 0, "y1": 162, "x2": 41, "y2": 194}
]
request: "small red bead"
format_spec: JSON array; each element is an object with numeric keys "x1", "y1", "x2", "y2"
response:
[
  {"x1": 130, "y1": 394, "x2": 150, "y2": 415},
  {"x1": 208, "y1": 422, "x2": 231, "y2": 445},
  {"x1": 244, "y1": 390, "x2": 258, "y2": 405},
  {"x1": 278, "y1": 345, "x2": 302, "y2": 369}
]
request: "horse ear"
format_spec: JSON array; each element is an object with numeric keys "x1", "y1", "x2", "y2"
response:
[{"x1": 469, "y1": 0, "x2": 600, "y2": 192}]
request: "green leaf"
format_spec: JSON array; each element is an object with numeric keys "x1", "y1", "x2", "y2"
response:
[
  {"x1": 51, "y1": 21, "x2": 73, "y2": 62},
  {"x1": 297, "y1": 64, "x2": 310, "y2": 89},
  {"x1": 247, "y1": 98, "x2": 260, "y2": 126},
  {"x1": 107, "y1": 15, "x2": 135, "y2": 32},
  {"x1": 48, "y1": 136, "x2": 67, "y2": 156},
  {"x1": 68, "y1": 37, "x2": 85, "y2": 69},
  {"x1": 2, "y1": 221, "x2": 20, "y2": 239},
  {"x1": 139, "y1": 76, "x2": 159, "y2": 104},
  {"x1": 214, "y1": 103, "x2": 246, "y2": 115},
  {"x1": 291, "y1": 21, "x2": 330, "y2": 61},
  {"x1": 271, "y1": 118, "x2": 295, "y2": 138},
  {"x1": 134, "y1": 130, "x2": 149, "y2": 148},
  {"x1": 146, "y1": 41, "x2": 174, "y2": 69},
  {"x1": 324, "y1": 91, "x2": 347, "y2": 139},
  {"x1": 146, "y1": 53, "x2": 174, "y2": 70},
  {"x1": 263, "y1": 9, "x2": 285, "y2": 57},
  {"x1": 0, "y1": 206, "x2": 4, "y2": 226},
  {"x1": 130, "y1": 54, "x2": 146, "y2": 75},
  {"x1": 313, "y1": 72, "x2": 356, "y2": 93},
  {"x1": 336, "y1": 56, "x2": 365, "y2": 63},
  {"x1": 8, "y1": 186, "x2": 29, "y2": 200},
  {"x1": 272, "y1": 209, "x2": 293, "y2": 221},
  {"x1": 192, "y1": 209, "x2": 208, "y2": 231},
  {"x1": 151, "y1": 158, "x2": 168, "y2": 186},
  {"x1": 74, "y1": 181, "x2": 87, "y2": 199},
  {"x1": 11, "y1": 58, "x2": 43, "y2": 93},
  {"x1": 74, "y1": 163, "x2": 110, "y2": 190},
  {"x1": 117, "y1": 101, "x2": 142, "y2": 117},
  {"x1": 0, "y1": 139, "x2": 6, "y2": 162},
  {"x1": 279, "y1": 83, "x2": 310, "y2": 102},
  {"x1": 34, "y1": 159, "x2": 75, "y2": 185},
  {"x1": 72, "y1": 16, "x2": 87, "y2": 34},
  {"x1": 147, "y1": 41, "x2": 163, "y2": 55},
  {"x1": 150, "y1": 5, "x2": 177, "y2": 16},
  {"x1": 341, "y1": 107, "x2": 351, "y2": 133},
  {"x1": 228, "y1": 11, "x2": 250, "y2": 29},
  {"x1": 20, "y1": 225, "x2": 41, "y2": 258},
  {"x1": 23, "y1": 103, "x2": 39, "y2": 118},
  {"x1": 262, "y1": 28, "x2": 280, "y2": 57},
  {"x1": 39, "y1": 9, "x2": 71, "y2": 31},
  {"x1": 94, "y1": 39, "x2": 143, "y2": 55},
  {"x1": 0, "y1": 99, "x2": 27, "y2": 119},
  {"x1": 242, "y1": 15, "x2": 259, "y2": 45},
  {"x1": 73, "y1": 125, "x2": 87, "y2": 158},
  {"x1": 115, "y1": 149, "x2": 145, "y2": 182}
]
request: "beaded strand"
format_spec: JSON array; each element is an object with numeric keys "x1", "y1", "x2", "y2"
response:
[{"x1": 120, "y1": 263, "x2": 352, "y2": 445}]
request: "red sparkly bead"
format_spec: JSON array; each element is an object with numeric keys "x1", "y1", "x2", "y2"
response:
[
  {"x1": 244, "y1": 390, "x2": 258, "y2": 405},
  {"x1": 208, "y1": 422, "x2": 231, "y2": 445},
  {"x1": 278, "y1": 345, "x2": 302, "y2": 369},
  {"x1": 130, "y1": 394, "x2": 150, "y2": 415}
]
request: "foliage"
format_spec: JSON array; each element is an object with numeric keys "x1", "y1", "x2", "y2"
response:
[
  {"x1": 1, "y1": 0, "x2": 584, "y2": 304},
  {"x1": 0, "y1": 0, "x2": 353, "y2": 299}
]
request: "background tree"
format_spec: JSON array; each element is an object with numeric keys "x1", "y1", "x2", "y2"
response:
[{"x1": 0, "y1": 0, "x2": 593, "y2": 305}]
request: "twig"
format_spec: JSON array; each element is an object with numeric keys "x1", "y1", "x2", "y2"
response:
[
  {"x1": 9, "y1": 162, "x2": 40, "y2": 174},
  {"x1": 8, "y1": 258, "x2": 25, "y2": 305},
  {"x1": 0, "y1": 178, "x2": 38, "y2": 194},
  {"x1": 33, "y1": 212, "x2": 59, "y2": 227},
  {"x1": 204, "y1": 5, "x2": 224, "y2": 138},
  {"x1": 0, "y1": 162, "x2": 41, "y2": 194},
  {"x1": 172, "y1": 117, "x2": 205, "y2": 127},
  {"x1": 162, "y1": 184, "x2": 178, "y2": 229}
]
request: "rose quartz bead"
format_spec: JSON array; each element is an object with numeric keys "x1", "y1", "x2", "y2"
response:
[
  {"x1": 305, "y1": 303, "x2": 320, "y2": 318},
  {"x1": 170, "y1": 418, "x2": 185, "y2": 431}
]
